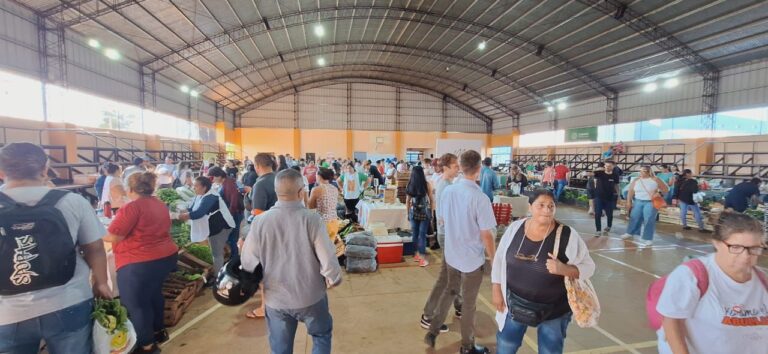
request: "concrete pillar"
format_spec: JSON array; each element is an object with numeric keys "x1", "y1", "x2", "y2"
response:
[
  {"x1": 394, "y1": 131, "x2": 402, "y2": 159},
  {"x1": 346, "y1": 130, "x2": 353, "y2": 158},
  {"x1": 293, "y1": 129, "x2": 301, "y2": 158},
  {"x1": 45, "y1": 122, "x2": 78, "y2": 164},
  {"x1": 692, "y1": 138, "x2": 714, "y2": 174}
]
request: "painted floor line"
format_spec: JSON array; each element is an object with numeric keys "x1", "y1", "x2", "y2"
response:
[
  {"x1": 593, "y1": 253, "x2": 662, "y2": 279},
  {"x1": 566, "y1": 340, "x2": 657, "y2": 354},
  {"x1": 592, "y1": 325, "x2": 642, "y2": 354},
  {"x1": 162, "y1": 303, "x2": 223, "y2": 347},
  {"x1": 593, "y1": 246, "x2": 677, "y2": 253}
]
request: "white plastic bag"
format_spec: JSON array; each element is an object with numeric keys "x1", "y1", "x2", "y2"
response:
[
  {"x1": 92, "y1": 319, "x2": 136, "y2": 354},
  {"x1": 564, "y1": 277, "x2": 601, "y2": 328},
  {"x1": 693, "y1": 191, "x2": 706, "y2": 203}
]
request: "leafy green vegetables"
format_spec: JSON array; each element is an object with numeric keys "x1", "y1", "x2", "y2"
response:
[
  {"x1": 92, "y1": 298, "x2": 129, "y2": 335},
  {"x1": 184, "y1": 244, "x2": 213, "y2": 264},
  {"x1": 156, "y1": 188, "x2": 182, "y2": 205}
]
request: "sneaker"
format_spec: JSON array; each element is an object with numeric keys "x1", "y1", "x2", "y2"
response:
[
  {"x1": 420, "y1": 315, "x2": 449, "y2": 333},
  {"x1": 460, "y1": 344, "x2": 490, "y2": 354},
  {"x1": 620, "y1": 233, "x2": 633, "y2": 240},
  {"x1": 455, "y1": 309, "x2": 462, "y2": 319},
  {"x1": 595, "y1": 229, "x2": 602, "y2": 236},
  {"x1": 154, "y1": 329, "x2": 169, "y2": 344},
  {"x1": 683, "y1": 226, "x2": 692, "y2": 230},
  {"x1": 419, "y1": 258, "x2": 429, "y2": 267},
  {"x1": 604, "y1": 227, "x2": 611, "y2": 233},
  {"x1": 639, "y1": 239, "x2": 653, "y2": 248},
  {"x1": 414, "y1": 254, "x2": 422, "y2": 262}
]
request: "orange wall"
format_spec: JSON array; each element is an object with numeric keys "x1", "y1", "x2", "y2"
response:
[
  {"x1": 300, "y1": 129, "x2": 348, "y2": 160},
  {"x1": 239, "y1": 128, "x2": 295, "y2": 158},
  {"x1": 352, "y1": 131, "x2": 397, "y2": 155}
]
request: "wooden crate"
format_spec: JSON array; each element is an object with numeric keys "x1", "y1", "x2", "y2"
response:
[{"x1": 163, "y1": 281, "x2": 198, "y2": 327}]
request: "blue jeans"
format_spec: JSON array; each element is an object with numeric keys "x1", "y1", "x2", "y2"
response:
[
  {"x1": 664, "y1": 186, "x2": 675, "y2": 205},
  {"x1": 628, "y1": 199, "x2": 658, "y2": 240},
  {"x1": 410, "y1": 214, "x2": 430, "y2": 255},
  {"x1": 0, "y1": 299, "x2": 93, "y2": 354},
  {"x1": 266, "y1": 295, "x2": 333, "y2": 354},
  {"x1": 554, "y1": 180, "x2": 567, "y2": 201},
  {"x1": 227, "y1": 212, "x2": 244, "y2": 259},
  {"x1": 117, "y1": 253, "x2": 178, "y2": 347},
  {"x1": 497, "y1": 312, "x2": 572, "y2": 354},
  {"x1": 679, "y1": 201, "x2": 704, "y2": 229}
]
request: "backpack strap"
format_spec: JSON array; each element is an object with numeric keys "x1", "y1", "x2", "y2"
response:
[
  {"x1": 683, "y1": 259, "x2": 709, "y2": 297},
  {"x1": 36, "y1": 189, "x2": 70, "y2": 208},
  {"x1": 552, "y1": 223, "x2": 565, "y2": 258}
]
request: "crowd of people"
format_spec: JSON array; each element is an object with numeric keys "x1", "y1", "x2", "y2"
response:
[{"x1": 1, "y1": 141, "x2": 767, "y2": 354}]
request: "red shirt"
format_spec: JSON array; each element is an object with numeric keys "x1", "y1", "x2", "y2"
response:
[
  {"x1": 304, "y1": 166, "x2": 318, "y2": 184},
  {"x1": 108, "y1": 196, "x2": 178, "y2": 270},
  {"x1": 554, "y1": 165, "x2": 570, "y2": 180}
]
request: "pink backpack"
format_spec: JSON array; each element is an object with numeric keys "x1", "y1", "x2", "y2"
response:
[{"x1": 647, "y1": 259, "x2": 768, "y2": 330}]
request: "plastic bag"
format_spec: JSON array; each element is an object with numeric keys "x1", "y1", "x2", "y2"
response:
[
  {"x1": 92, "y1": 319, "x2": 136, "y2": 354},
  {"x1": 564, "y1": 277, "x2": 600, "y2": 328},
  {"x1": 346, "y1": 256, "x2": 377, "y2": 273},
  {"x1": 693, "y1": 192, "x2": 705, "y2": 203},
  {"x1": 345, "y1": 231, "x2": 377, "y2": 248},
  {"x1": 345, "y1": 245, "x2": 377, "y2": 259}
]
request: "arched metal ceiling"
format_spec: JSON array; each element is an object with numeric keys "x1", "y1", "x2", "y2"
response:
[{"x1": 17, "y1": 0, "x2": 768, "y2": 126}]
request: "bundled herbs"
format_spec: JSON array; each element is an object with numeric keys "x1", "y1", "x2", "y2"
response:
[
  {"x1": 170, "y1": 222, "x2": 191, "y2": 247},
  {"x1": 156, "y1": 188, "x2": 182, "y2": 206},
  {"x1": 92, "y1": 298, "x2": 129, "y2": 335}
]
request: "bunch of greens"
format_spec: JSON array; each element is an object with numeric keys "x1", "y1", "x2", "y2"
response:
[
  {"x1": 92, "y1": 298, "x2": 129, "y2": 335},
  {"x1": 172, "y1": 270, "x2": 203, "y2": 281},
  {"x1": 156, "y1": 188, "x2": 182, "y2": 206},
  {"x1": 170, "y1": 222, "x2": 191, "y2": 247},
  {"x1": 184, "y1": 244, "x2": 213, "y2": 264},
  {"x1": 744, "y1": 208, "x2": 765, "y2": 220}
]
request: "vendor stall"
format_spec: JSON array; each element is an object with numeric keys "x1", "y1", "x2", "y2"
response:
[
  {"x1": 493, "y1": 195, "x2": 530, "y2": 217},
  {"x1": 356, "y1": 199, "x2": 410, "y2": 230}
]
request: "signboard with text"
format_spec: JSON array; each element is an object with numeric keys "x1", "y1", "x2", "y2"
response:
[{"x1": 565, "y1": 126, "x2": 598, "y2": 142}]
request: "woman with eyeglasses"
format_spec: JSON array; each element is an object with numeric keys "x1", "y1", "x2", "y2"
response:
[
  {"x1": 622, "y1": 166, "x2": 669, "y2": 248},
  {"x1": 657, "y1": 211, "x2": 768, "y2": 354},
  {"x1": 491, "y1": 189, "x2": 595, "y2": 354}
]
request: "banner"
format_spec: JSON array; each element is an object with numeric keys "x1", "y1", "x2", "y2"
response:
[
  {"x1": 565, "y1": 127, "x2": 598, "y2": 142},
  {"x1": 436, "y1": 139, "x2": 483, "y2": 157}
]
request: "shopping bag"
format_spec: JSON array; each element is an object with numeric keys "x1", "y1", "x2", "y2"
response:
[
  {"x1": 553, "y1": 225, "x2": 600, "y2": 328},
  {"x1": 92, "y1": 318, "x2": 136, "y2": 354}
]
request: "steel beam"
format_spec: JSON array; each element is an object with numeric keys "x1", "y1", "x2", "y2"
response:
[
  {"x1": 37, "y1": 16, "x2": 67, "y2": 85},
  {"x1": 141, "y1": 6, "x2": 614, "y2": 98},
  {"x1": 43, "y1": 0, "x2": 147, "y2": 27},
  {"x1": 238, "y1": 78, "x2": 493, "y2": 131},
  {"x1": 228, "y1": 64, "x2": 510, "y2": 126},
  {"x1": 578, "y1": 0, "x2": 720, "y2": 129},
  {"x1": 138, "y1": 65, "x2": 156, "y2": 110},
  {"x1": 187, "y1": 43, "x2": 547, "y2": 107}
]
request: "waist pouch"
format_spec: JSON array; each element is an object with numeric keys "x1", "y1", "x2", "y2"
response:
[{"x1": 507, "y1": 290, "x2": 556, "y2": 327}]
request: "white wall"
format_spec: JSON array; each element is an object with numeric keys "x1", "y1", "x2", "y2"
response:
[
  {"x1": 0, "y1": 0, "x2": 231, "y2": 127},
  {"x1": 241, "y1": 82, "x2": 487, "y2": 133},
  {"x1": 498, "y1": 59, "x2": 768, "y2": 135}
]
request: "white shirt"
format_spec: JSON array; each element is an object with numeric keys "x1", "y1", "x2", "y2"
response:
[
  {"x1": 0, "y1": 186, "x2": 106, "y2": 325},
  {"x1": 438, "y1": 178, "x2": 497, "y2": 273},
  {"x1": 430, "y1": 172, "x2": 442, "y2": 188},
  {"x1": 632, "y1": 178, "x2": 659, "y2": 200},
  {"x1": 156, "y1": 163, "x2": 176, "y2": 185},
  {"x1": 491, "y1": 219, "x2": 595, "y2": 330},
  {"x1": 657, "y1": 254, "x2": 768, "y2": 354}
]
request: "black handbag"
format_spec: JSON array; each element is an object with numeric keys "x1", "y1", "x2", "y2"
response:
[{"x1": 507, "y1": 291, "x2": 556, "y2": 327}]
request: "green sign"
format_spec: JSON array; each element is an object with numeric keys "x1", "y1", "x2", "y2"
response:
[{"x1": 565, "y1": 126, "x2": 597, "y2": 142}]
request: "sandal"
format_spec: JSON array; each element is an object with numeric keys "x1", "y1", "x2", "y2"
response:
[{"x1": 245, "y1": 307, "x2": 265, "y2": 319}]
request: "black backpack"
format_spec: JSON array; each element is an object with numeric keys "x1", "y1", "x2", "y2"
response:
[{"x1": 0, "y1": 190, "x2": 77, "y2": 296}]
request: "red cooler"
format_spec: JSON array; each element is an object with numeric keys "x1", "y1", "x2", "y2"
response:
[{"x1": 376, "y1": 235, "x2": 404, "y2": 264}]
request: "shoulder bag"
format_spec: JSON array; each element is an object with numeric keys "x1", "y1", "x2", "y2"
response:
[
  {"x1": 639, "y1": 178, "x2": 666, "y2": 210},
  {"x1": 553, "y1": 227, "x2": 600, "y2": 328}
]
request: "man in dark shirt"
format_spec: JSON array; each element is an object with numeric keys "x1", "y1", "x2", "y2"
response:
[
  {"x1": 209, "y1": 167, "x2": 244, "y2": 259},
  {"x1": 673, "y1": 169, "x2": 709, "y2": 233},
  {"x1": 592, "y1": 160, "x2": 620, "y2": 235},
  {"x1": 369, "y1": 161, "x2": 385, "y2": 187},
  {"x1": 725, "y1": 178, "x2": 762, "y2": 212}
]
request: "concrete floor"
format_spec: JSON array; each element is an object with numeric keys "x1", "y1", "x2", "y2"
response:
[{"x1": 161, "y1": 206, "x2": 766, "y2": 354}]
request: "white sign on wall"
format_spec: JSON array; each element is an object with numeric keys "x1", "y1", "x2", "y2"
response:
[{"x1": 436, "y1": 139, "x2": 483, "y2": 157}]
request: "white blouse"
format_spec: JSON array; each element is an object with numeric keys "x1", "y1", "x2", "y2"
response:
[{"x1": 491, "y1": 218, "x2": 596, "y2": 330}]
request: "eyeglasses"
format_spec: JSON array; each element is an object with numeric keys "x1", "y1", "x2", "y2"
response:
[{"x1": 721, "y1": 241, "x2": 766, "y2": 256}]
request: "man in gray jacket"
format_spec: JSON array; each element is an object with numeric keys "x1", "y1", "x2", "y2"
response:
[{"x1": 241, "y1": 169, "x2": 342, "y2": 354}]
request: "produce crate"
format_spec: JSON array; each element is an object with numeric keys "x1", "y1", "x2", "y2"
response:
[{"x1": 163, "y1": 278, "x2": 202, "y2": 327}]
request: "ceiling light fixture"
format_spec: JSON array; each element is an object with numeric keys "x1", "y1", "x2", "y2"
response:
[
  {"x1": 190, "y1": 90, "x2": 199, "y2": 97},
  {"x1": 663, "y1": 78, "x2": 679, "y2": 89},
  {"x1": 88, "y1": 39, "x2": 101, "y2": 48},
  {"x1": 643, "y1": 82, "x2": 658, "y2": 93},
  {"x1": 103, "y1": 48, "x2": 120, "y2": 60},
  {"x1": 478, "y1": 41, "x2": 486, "y2": 50},
  {"x1": 547, "y1": 106, "x2": 555, "y2": 112},
  {"x1": 314, "y1": 25, "x2": 325, "y2": 37},
  {"x1": 180, "y1": 85, "x2": 190, "y2": 93},
  {"x1": 557, "y1": 102, "x2": 567, "y2": 111},
  {"x1": 317, "y1": 57, "x2": 326, "y2": 66}
]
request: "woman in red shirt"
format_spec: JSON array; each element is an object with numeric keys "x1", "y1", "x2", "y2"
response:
[{"x1": 105, "y1": 172, "x2": 178, "y2": 354}]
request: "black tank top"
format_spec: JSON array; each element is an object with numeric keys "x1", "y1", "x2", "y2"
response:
[{"x1": 506, "y1": 221, "x2": 571, "y2": 317}]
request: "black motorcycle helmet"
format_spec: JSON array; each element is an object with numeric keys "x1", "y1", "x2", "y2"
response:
[{"x1": 212, "y1": 257, "x2": 263, "y2": 306}]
